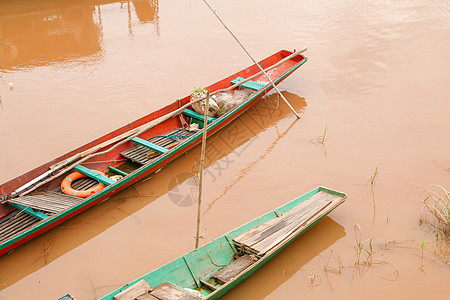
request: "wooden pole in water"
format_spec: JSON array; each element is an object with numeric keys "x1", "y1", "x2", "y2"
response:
[
  {"x1": 201, "y1": 0, "x2": 302, "y2": 119},
  {"x1": 195, "y1": 91, "x2": 210, "y2": 249}
]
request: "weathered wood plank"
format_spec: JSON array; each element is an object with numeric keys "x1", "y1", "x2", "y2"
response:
[
  {"x1": 136, "y1": 294, "x2": 159, "y2": 300},
  {"x1": 121, "y1": 128, "x2": 195, "y2": 165},
  {"x1": 150, "y1": 283, "x2": 200, "y2": 300},
  {"x1": 250, "y1": 200, "x2": 333, "y2": 254},
  {"x1": 8, "y1": 192, "x2": 81, "y2": 214},
  {"x1": 234, "y1": 198, "x2": 328, "y2": 247},
  {"x1": 211, "y1": 255, "x2": 257, "y2": 285},
  {"x1": 275, "y1": 191, "x2": 335, "y2": 216},
  {"x1": 232, "y1": 190, "x2": 346, "y2": 256},
  {"x1": 0, "y1": 212, "x2": 39, "y2": 242},
  {"x1": 232, "y1": 216, "x2": 279, "y2": 246},
  {"x1": 113, "y1": 279, "x2": 152, "y2": 300}
]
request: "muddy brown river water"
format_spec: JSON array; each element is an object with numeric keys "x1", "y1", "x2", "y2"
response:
[{"x1": 0, "y1": 0, "x2": 449, "y2": 299}]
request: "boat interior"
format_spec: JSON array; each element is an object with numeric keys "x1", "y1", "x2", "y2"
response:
[
  {"x1": 0, "y1": 79, "x2": 263, "y2": 246},
  {"x1": 108, "y1": 190, "x2": 344, "y2": 299}
]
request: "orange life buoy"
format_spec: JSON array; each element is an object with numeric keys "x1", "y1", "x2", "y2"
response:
[{"x1": 61, "y1": 171, "x2": 106, "y2": 198}]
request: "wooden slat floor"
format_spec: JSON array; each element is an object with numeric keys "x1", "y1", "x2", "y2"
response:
[
  {"x1": 0, "y1": 209, "x2": 40, "y2": 243},
  {"x1": 120, "y1": 128, "x2": 196, "y2": 165},
  {"x1": 211, "y1": 255, "x2": 257, "y2": 285},
  {"x1": 0, "y1": 128, "x2": 197, "y2": 246},
  {"x1": 8, "y1": 191, "x2": 82, "y2": 215},
  {"x1": 150, "y1": 283, "x2": 200, "y2": 300}
]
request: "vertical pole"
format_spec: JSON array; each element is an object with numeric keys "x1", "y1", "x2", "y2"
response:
[{"x1": 195, "y1": 91, "x2": 210, "y2": 249}]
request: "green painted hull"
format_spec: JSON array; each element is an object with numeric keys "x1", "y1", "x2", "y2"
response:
[{"x1": 99, "y1": 187, "x2": 346, "y2": 300}]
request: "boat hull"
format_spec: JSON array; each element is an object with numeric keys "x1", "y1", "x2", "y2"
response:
[
  {"x1": 0, "y1": 50, "x2": 307, "y2": 256},
  {"x1": 98, "y1": 187, "x2": 346, "y2": 300}
]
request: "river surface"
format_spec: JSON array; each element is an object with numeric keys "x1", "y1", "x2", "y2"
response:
[{"x1": 0, "y1": 0, "x2": 449, "y2": 299}]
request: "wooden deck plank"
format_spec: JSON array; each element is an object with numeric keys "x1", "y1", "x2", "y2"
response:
[
  {"x1": 0, "y1": 211, "x2": 40, "y2": 242},
  {"x1": 7, "y1": 192, "x2": 82, "y2": 214},
  {"x1": 232, "y1": 217, "x2": 280, "y2": 246},
  {"x1": 232, "y1": 190, "x2": 345, "y2": 256},
  {"x1": 121, "y1": 128, "x2": 195, "y2": 165},
  {"x1": 250, "y1": 200, "x2": 333, "y2": 254},
  {"x1": 136, "y1": 294, "x2": 159, "y2": 300},
  {"x1": 113, "y1": 279, "x2": 152, "y2": 300},
  {"x1": 211, "y1": 255, "x2": 257, "y2": 285},
  {"x1": 0, "y1": 214, "x2": 35, "y2": 236},
  {"x1": 234, "y1": 198, "x2": 327, "y2": 247},
  {"x1": 150, "y1": 283, "x2": 200, "y2": 300}
]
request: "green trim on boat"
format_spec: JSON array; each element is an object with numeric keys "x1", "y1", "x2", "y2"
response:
[
  {"x1": 107, "y1": 166, "x2": 129, "y2": 177},
  {"x1": 73, "y1": 165, "x2": 115, "y2": 185},
  {"x1": 8, "y1": 203, "x2": 49, "y2": 220},
  {"x1": 231, "y1": 77, "x2": 266, "y2": 91},
  {"x1": 131, "y1": 137, "x2": 169, "y2": 153},
  {"x1": 183, "y1": 109, "x2": 216, "y2": 128}
]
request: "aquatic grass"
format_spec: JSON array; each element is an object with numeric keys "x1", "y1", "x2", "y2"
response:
[
  {"x1": 418, "y1": 240, "x2": 427, "y2": 272},
  {"x1": 363, "y1": 167, "x2": 378, "y2": 222},
  {"x1": 41, "y1": 230, "x2": 61, "y2": 265},
  {"x1": 433, "y1": 238, "x2": 450, "y2": 265},
  {"x1": 323, "y1": 249, "x2": 344, "y2": 291},
  {"x1": 310, "y1": 123, "x2": 328, "y2": 157},
  {"x1": 433, "y1": 160, "x2": 450, "y2": 173},
  {"x1": 324, "y1": 249, "x2": 343, "y2": 275},
  {"x1": 306, "y1": 267, "x2": 321, "y2": 290},
  {"x1": 419, "y1": 185, "x2": 450, "y2": 264},
  {"x1": 353, "y1": 223, "x2": 373, "y2": 277},
  {"x1": 419, "y1": 185, "x2": 450, "y2": 236}
]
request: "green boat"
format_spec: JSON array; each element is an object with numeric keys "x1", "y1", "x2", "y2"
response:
[{"x1": 99, "y1": 187, "x2": 346, "y2": 300}]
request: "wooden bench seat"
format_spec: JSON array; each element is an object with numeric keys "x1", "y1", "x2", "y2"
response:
[
  {"x1": 131, "y1": 137, "x2": 169, "y2": 154},
  {"x1": 231, "y1": 77, "x2": 266, "y2": 91},
  {"x1": 183, "y1": 109, "x2": 216, "y2": 128}
]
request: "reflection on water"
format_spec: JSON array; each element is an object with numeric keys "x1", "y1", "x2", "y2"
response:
[
  {"x1": 223, "y1": 217, "x2": 345, "y2": 300},
  {"x1": 203, "y1": 92, "x2": 306, "y2": 214},
  {"x1": 0, "y1": 0, "x2": 159, "y2": 71},
  {"x1": 132, "y1": 0, "x2": 159, "y2": 25}
]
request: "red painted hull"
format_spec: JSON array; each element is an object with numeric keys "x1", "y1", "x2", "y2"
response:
[{"x1": 0, "y1": 50, "x2": 307, "y2": 256}]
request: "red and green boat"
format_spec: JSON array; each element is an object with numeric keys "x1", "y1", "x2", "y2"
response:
[{"x1": 0, "y1": 49, "x2": 307, "y2": 256}]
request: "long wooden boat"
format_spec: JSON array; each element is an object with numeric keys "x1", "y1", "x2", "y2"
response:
[
  {"x1": 98, "y1": 187, "x2": 346, "y2": 300},
  {"x1": 0, "y1": 49, "x2": 308, "y2": 256}
]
